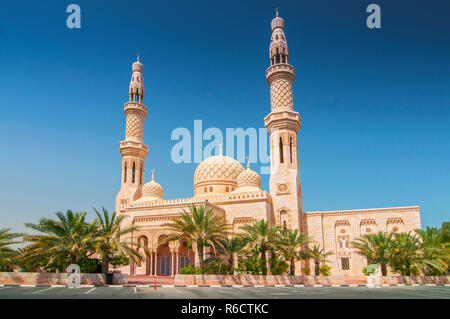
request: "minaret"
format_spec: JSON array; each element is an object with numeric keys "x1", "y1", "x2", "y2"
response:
[
  {"x1": 115, "y1": 56, "x2": 149, "y2": 211},
  {"x1": 265, "y1": 11, "x2": 303, "y2": 230}
]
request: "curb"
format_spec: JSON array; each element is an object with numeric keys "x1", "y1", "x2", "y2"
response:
[{"x1": 1, "y1": 283, "x2": 448, "y2": 288}]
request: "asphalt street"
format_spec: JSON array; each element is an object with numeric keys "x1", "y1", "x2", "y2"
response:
[{"x1": 0, "y1": 285, "x2": 449, "y2": 299}]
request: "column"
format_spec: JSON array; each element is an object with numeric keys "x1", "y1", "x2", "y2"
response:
[
  {"x1": 175, "y1": 250, "x2": 179, "y2": 275},
  {"x1": 154, "y1": 251, "x2": 158, "y2": 276},
  {"x1": 171, "y1": 249, "x2": 176, "y2": 276},
  {"x1": 148, "y1": 250, "x2": 153, "y2": 275}
]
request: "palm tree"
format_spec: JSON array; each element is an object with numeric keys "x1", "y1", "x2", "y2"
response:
[
  {"x1": 214, "y1": 237, "x2": 245, "y2": 274},
  {"x1": 93, "y1": 207, "x2": 146, "y2": 273},
  {"x1": 23, "y1": 210, "x2": 98, "y2": 267},
  {"x1": 277, "y1": 229, "x2": 310, "y2": 275},
  {"x1": 304, "y1": 244, "x2": 333, "y2": 276},
  {"x1": 160, "y1": 205, "x2": 230, "y2": 271},
  {"x1": 239, "y1": 219, "x2": 281, "y2": 275},
  {"x1": 351, "y1": 231, "x2": 393, "y2": 276},
  {"x1": 0, "y1": 228, "x2": 25, "y2": 271},
  {"x1": 391, "y1": 231, "x2": 448, "y2": 276},
  {"x1": 415, "y1": 227, "x2": 449, "y2": 275}
]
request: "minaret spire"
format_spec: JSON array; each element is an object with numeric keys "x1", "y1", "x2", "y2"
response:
[
  {"x1": 265, "y1": 13, "x2": 303, "y2": 231},
  {"x1": 116, "y1": 57, "x2": 149, "y2": 212}
]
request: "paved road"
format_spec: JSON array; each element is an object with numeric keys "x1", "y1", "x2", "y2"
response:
[{"x1": 0, "y1": 285, "x2": 449, "y2": 299}]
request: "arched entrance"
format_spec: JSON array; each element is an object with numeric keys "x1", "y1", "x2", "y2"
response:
[
  {"x1": 177, "y1": 241, "x2": 195, "y2": 272},
  {"x1": 157, "y1": 235, "x2": 172, "y2": 276},
  {"x1": 135, "y1": 235, "x2": 150, "y2": 275}
]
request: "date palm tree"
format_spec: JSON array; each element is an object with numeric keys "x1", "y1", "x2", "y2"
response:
[
  {"x1": 214, "y1": 237, "x2": 246, "y2": 274},
  {"x1": 304, "y1": 244, "x2": 333, "y2": 276},
  {"x1": 391, "y1": 231, "x2": 448, "y2": 276},
  {"x1": 93, "y1": 207, "x2": 146, "y2": 273},
  {"x1": 239, "y1": 219, "x2": 281, "y2": 275},
  {"x1": 415, "y1": 227, "x2": 449, "y2": 274},
  {"x1": 23, "y1": 210, "x2": 98, "y2": 266},
  {"x1": 351, "y1": 231, "x2": 393, "y2": 276},
  {"x1": 277, "y1": 229, "x2": 310, "y2": 275},
  {"x1": 0, "y1": 228, "x2": 25, "y2": 271},
  {"x1": 160, "y1": 205, "x2": 230, "y2": 271}
]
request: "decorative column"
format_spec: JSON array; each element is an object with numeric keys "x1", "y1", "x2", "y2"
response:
[
  {"x1": 154, "y1": 250, "x2": 158, "y2": 276},
  {"x1": 148, "y1": 250, "x2": 153, "y2": 275},
  {"x1": 174, "y1": 250, "x2": 179, "y2": 275},
  {"x1": 171, "y1": 249, "x2": 176, "y2": 276}
]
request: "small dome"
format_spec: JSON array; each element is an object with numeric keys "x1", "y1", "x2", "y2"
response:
[
  {"x1": 132, "y1": 56, "x2": 143, "y2": 73},
  {"x1": 135, "y1": 171, "x2": 163, "y2": 203},
  {"x1": 193, "y1": 154, "x2": 244, "y2": 195},
  {"x1": 237, "y1": 167, "x2": 261, "y2": 188},
  {"x1": 271, "y1": 16, "x2": 284, "y2": 31},
  {"x1": 142, "y1": 180, "x2": 163, "y2": 198},
  {"x1": 232, "y1": 162, "x2": 261, "y2": 193}
]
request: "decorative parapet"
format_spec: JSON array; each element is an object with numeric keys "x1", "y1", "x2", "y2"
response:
[
  {"x1": 386, "y1": 217, "x2": 404, "y2": 225},
  {"x1": 233, "y1": 217, "x2": 254, "y2": 225},
  {"x1": 360, "y1": 219, "x2": 377, "y2": 226},
  {"x1": 335, "y1": 220, "x2": 351, "y2": 227},
  {"x1": 121, "y1": 190, "x2": 270, "y2": 211},
  {"x1": 305, "y1": 206, "x2": 420, "y2": 217}
]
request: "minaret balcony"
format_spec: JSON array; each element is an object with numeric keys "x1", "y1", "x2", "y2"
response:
[
  {"x1": 266, "y1": 63, "x2": 295, "y2": 81},
  {"x1": 119, "y1": 140, "x2": 149, "y2": 158},
  {"x1": 264, "y1": 110, "x2": 301, "y2": 133},
  {"x1": 124, "y1": 101, "x2": 148, "y2": 115}
]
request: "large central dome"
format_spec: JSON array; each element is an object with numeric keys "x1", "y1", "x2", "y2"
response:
[{"x1": 193, "y1": 155, "x2": 244, "y2": 196}]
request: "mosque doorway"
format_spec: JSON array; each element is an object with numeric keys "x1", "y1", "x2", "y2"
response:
[
  {"x1": 136, "y1": 235, "x2": 150, "y2": 275},
  {"x1": 156, "y1": 237, "x2": 172, "y2": 276},
  {"x1": 160, "y1": 256, "x2": 171, "y2": 276}
]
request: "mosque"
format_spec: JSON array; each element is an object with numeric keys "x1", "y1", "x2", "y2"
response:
[{"x1": 115, "y1": 13, "x2": 421, "y2": 277}]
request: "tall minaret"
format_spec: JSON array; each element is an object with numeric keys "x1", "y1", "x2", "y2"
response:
[
  {"x1": 115, "y1": 56, "x2": 149, "y2": 211},
  {"x1": 265, "y1": 11, "x2": 303, "y2": 230}
]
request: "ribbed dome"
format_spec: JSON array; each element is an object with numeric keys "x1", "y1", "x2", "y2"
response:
[
  {"x1": 237, "y1": 167, "x2": 261, "y2": 188},
  {"x1": 142, "y1": 180, "x2": 163, "y2": 198},
  {"x1": 193, "y1": 155, "x2": 244, "y2": 195}
]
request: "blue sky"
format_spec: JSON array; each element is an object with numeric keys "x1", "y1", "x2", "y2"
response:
[{"x1": 0, "y1": 0, "x2": 449, "y2": 233}]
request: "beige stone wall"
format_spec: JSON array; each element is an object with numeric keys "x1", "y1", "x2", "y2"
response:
[
  {"x1": 0, "y1": 272, "x2": 128, "y2": 285},
  {"x1": 304, "y1": 206, "x2": 421, "y2": 277}
]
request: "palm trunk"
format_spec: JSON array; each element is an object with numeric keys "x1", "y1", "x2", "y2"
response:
[
  {"x1": 314, "y1": 261, "x2": 320, "y2": 276},
  {"x1": 102, "y1": 255, "x2": 110, "y2": 273},
  {"x1": 197, "y1": 244, "x2": 204, "y2": 272},
  {"x1": 261, "y1": 248, "x2": 267, "y2": 275},
  {"x1": 230, "y1": 256, "x2": 234, "y2": 275},
  {"x1": 290, "y1": 257, "x2": 295, "y2": 276},
  {"x1": 381, "y1": 264, "x2": 387, "y2": 276}
]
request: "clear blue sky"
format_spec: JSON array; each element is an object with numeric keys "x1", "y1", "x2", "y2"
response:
[{"x1": 0, "y1": 0, "x2": 449, "y2": 234}]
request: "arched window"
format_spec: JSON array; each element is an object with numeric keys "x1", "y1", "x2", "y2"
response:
[
  {"x1": 289, "y1": 136, "x2": 293, "y2": 163},
  {"x1": 279, "y1": 137, "x2": 284, "y2": 163},
  {"x1": 124, "y1": 162, "x2": 127, "y2": 183},
  {"x1": 132, "y1": 162, "x2": 136, "y2": 183},
  {"x1": 140, "y1": 165, "x2": 143, "y2": 184},
  {"x1": 225, "y1": 187, "x2": 229, "y2": 192},
  {"x1": 204, "y1": 187, "x2": 207, "y2": 193},
  {"x1": 209, "y1": 186, "x2": 213, "y2": 192}
]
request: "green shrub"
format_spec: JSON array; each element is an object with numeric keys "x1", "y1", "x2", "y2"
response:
[
  {"x1": 362, "y1": 264, "x2": 378, "y2": 276},
  {"x1": 270, "y1": 254, "x2": 288, "y2": 275},
  {"x1": 180, "y1": 265, "x2": 200, "y2": 274},
  {"x1": 319, "y1": 264, "x2": 331, "y2": 276},
  {"x1": 301, "y1": 267, "x2": 310, "y2": 275}
]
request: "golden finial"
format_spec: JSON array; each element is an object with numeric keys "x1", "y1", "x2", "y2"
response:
[
  {"x1": 137, "y1": 52, "x2": 140, "y2": 62},
  {"x1": 151, "y1": 169, "x2": 155, "y2": 181},
  {"x1": 275, "y1": 7, "x2": 279, "y2": 17},
  {"x1": 246, "y1": 156, "x2": 250, "y2": 169},
  {"x1": 219, "y1": 143, "x2": 223, "y2": 156}
]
